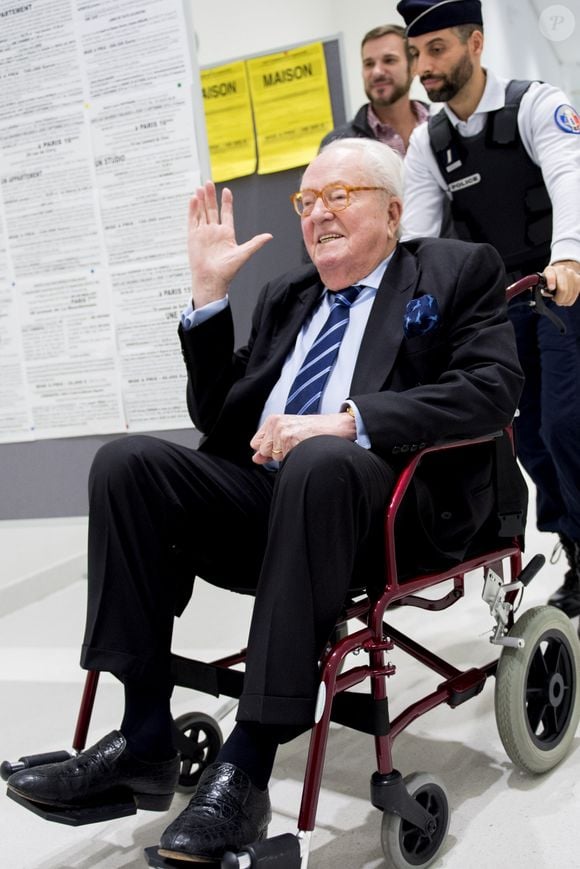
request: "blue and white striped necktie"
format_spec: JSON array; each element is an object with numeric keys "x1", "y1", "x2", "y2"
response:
[{"x1": 284, "y1": 285, "x2": 362, "y2": 415}]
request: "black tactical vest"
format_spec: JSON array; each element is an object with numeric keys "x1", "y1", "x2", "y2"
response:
[{"x1": 428, "y1": 80, "x2": 552, "y2": 276}]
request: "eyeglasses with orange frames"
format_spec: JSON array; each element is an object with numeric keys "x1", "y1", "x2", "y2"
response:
[{"x1": 290, "y1": 183, "x2": 389, "y2": 217}]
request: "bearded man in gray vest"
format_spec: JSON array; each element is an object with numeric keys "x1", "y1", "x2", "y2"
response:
[{"x1": 399, "y1": 0, "x2": 580, "y2": 617}]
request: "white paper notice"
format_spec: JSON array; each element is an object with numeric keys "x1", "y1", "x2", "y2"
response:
[
  {"x1": 76, "y1": 0, "x2": 192, "y2": 100},
  {"x1": 0, "y1": 281, "x2": 32, "y2": 443},
  {"x1": 0, "y1": 0, "x2": 84, "y2": 123},
  {"x1": 17, "y1": 272, "x2": 124, "y2": 438},
  {"x1": 0, "y1": 0, "x2": 203, "y2": 442},
  {"x1": 90, "y1": 90, "x2": 201, "y2": 265},
  {"x1": 111, "y1": 262, "x2": 192, "y2": 431},
  {"x1": 0, "y1": 209, "x2": 7, "y2": 286},
  {"x1": 1, "y1": 109, "x2": 102, "y2": 277}
]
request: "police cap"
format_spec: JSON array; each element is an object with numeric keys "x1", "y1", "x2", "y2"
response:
[{"x1": 396, "y1": 0, "x2": 483, "y2": 37}]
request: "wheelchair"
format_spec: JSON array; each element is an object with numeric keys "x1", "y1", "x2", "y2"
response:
[{"x1": 3, "y1": 274, "x2": 579, "y2": 869}]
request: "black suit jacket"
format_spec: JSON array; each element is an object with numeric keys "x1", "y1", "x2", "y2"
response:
[{"x1": 179, "y1": 237, "x2": 526, "y2": 562}]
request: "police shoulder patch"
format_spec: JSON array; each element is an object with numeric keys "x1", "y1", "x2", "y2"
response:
[{"x1": 554, "y1": 104, "x2": 580, "y2": 134}]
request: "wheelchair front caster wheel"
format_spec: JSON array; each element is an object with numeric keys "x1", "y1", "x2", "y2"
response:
[
  {"x1": 381, "y1": 772, "x2": 449, "y2": 869},
  {"x1": 173, "y1": 711, "x2": 223, "y2": 792},
  {"x1": 495, "y1": 605, "x2": 580, "y2": 774}
]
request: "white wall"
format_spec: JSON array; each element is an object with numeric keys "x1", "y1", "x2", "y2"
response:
[
  {"x1": 482, "y1": 0, "x2": 563, "y2": 84},
  {"x1": 190, "y1": 0, "x2": 574, "y2": 118}
]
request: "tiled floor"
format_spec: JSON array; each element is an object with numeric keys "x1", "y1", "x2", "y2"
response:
[{"x1": 1, "y1": 499, "x2": 579, "y2": 869}]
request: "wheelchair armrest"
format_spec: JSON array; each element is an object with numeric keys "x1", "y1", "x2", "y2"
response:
[
  {"x1": 383, "y1": 429, "x2": 512, "y2": 574},
  {"x1": 386, "y1": 430, "x2": 505, "y2": 526}
]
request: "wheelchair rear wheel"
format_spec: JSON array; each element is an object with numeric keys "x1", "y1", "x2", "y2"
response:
[
  {"x1": 495, "y1": 605, "x2": 580, "y2": 774},
  {"x1": 381, "y1": 772, "x2": 449, "y2": 869},
  {"x1": 173, "y1": 711, "x2": 223, "y2": 792}
]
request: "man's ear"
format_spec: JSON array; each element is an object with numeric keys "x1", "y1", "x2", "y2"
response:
[
  {"x1": 387, "y1": 196, "x2": 403, "y2": 238},
  {"x1": 469, "y1": 28, "x2": 484, "y2": 57}
]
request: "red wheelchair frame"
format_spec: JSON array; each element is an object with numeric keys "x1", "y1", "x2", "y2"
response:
[
  {"x1": 4, "y1": 274, "x2": 580, "y2": 868},
  {"x1": 67, "y1": 431, "x2": 532, "y2": 869}
]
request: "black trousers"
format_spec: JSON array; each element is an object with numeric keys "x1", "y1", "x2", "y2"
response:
[
  {"x1": 509, "y1": 297, "x2": 580, "y2": 541},
  {"x1": 81, "y1": 434, "x2": 395, "y2": 729}
]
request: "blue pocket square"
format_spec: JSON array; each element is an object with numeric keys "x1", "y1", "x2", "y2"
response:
[{"x1": 404, "y1": 294, "x2": 440, "y2": 338}]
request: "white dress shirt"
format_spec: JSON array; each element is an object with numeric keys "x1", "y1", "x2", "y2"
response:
[{"x1": 402, "y1": 69, "x2": 580, "y2": 266}]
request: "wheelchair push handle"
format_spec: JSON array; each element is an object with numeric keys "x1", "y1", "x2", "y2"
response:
[
  {"x1": 506, "y1": 272, "x2": 566, "y2": 334},
  {"x1": 505, "y1": 272, "x2": 549, "y2": 302}
]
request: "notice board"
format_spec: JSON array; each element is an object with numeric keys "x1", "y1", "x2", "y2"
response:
[{"x1": 0, "y1": 22, "x2": 346, "y2": 518}]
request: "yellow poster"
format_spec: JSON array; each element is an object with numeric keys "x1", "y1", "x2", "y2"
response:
[
  {"x1": 247, "y1": 42, "x2": 334, "y2": 175},
  {"x1": 201, "y1": 61, "x2": 256, "y2": 182}
]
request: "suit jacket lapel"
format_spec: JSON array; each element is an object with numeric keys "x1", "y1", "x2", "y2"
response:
[
  {"x1": 350, "y1": 244, "x2": 420, "y2": 394},
  {"x1": 246, "y1": 272, "x2": 323, "y2": 400},
  {"x1": 263, "y1": 275, "x2": 323, "y2": 370}
]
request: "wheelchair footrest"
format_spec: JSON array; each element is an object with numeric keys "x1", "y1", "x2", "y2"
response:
[
  {"x1": 7, "y1": 788, "x2": 138, "y2": 826},
  {"x1": 145, "y1": 835, "x2": 302, "y2": 869},
  {"x1": 145, "y1": 847, "x2": 184, "y2": 868}
]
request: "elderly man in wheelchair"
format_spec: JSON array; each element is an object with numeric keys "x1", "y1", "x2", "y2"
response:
[{"x1": 5, "y1": 139, "x2": 579, "y2": 869}]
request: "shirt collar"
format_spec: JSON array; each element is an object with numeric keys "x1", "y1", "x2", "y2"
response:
[
  {"x1": 367, "y1": 100, "x2": 429, "y2": 135},
  {"x1": 413, "y1": 101, "x2": 431, "y2": 124},
  {"x1": 443, "y1": 68, "x2": 507, "y2": 127},
  {"x1": 358, "y1": 252, "x2": 394, "y2": 289}
]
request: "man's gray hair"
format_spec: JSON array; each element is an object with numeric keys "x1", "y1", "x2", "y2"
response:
[
  {"x1": 318, "y1": 137, "x2": 404, "y2": 239},
  {"x1": 319, "y1": 137, "x2": 404, "y2": 199}
]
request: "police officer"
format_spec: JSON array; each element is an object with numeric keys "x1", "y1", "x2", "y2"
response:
[{"x1": 399, "y1": 0, "x2": 580, "y2": 616}]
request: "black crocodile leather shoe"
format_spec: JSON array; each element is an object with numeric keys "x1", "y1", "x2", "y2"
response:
[
  {"x1": 7, "y1": 731, "x2": 179, "y2": 811},
  {"x1": 158, "y1": 762, "x2": 271, "y2": 862}
]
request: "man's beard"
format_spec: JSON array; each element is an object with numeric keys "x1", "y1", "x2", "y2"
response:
[
  {"x1": 421, "y1": 51, "x2": 473, "y2": 102},
  {"x1": 366, "y1": 76, "x2": 412, "y2": 108}
]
